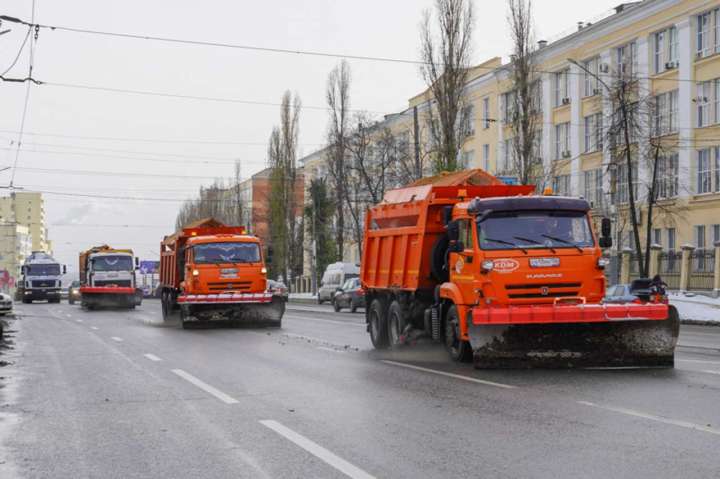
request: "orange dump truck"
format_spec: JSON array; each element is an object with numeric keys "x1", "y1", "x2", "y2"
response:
[
  {"x1": 159, "y1": 218, "x2": 284, "y2": 328},
  {"x1": 360, "y1": 170, "x2": 679, "y2": 368},
  {"x1": 79, "y1": 245, "x2": 138, "y2": 309}
]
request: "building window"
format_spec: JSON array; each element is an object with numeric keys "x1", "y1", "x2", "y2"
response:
[
  {"x1": 697, "y1": 80, "x2": 715, "y2": 127},
  {"x1": 482, "y1": 144, "x2": 490, "y2": 171},
  {"x1": 462, "y1": 105, "x2": 475, "y2": 137},
  {"x1": 482, "y1": 97, "x2": 490, "y2": 129},
  {"x1": 655, "y1": 153, "x2": 679, "y2": 199},
  {"x1": 583, "y1": 113, "x2": 603, "y2": 153},
  {"x1": 459, "y1": 149, "x2": 475, "y2": 169},
  {"x1": 696, "y1": 9, "x2": 720, "y2": 58},
  {"x1": 667, "y1": 228, "x2": 676, "y2": 251},
  {"x1": 583, "y1": 57, "x2": 600, "y2": 97},
  {"x1": 583, "y1": 169, "x2": 602, "y2": 207},
  {"x1": 613, "y1": 161, "x2": 639, "y2": 204},
  {"x1": 552, "y1": 174, "x2": 571, "y2": 196},
  {"x1": 696, "y1": 147, "x2": 720, "y2": 194},
  {"x1": 695, "y1": 225, "x2": 707, "y2": 271},
  {"x1": 653, "y1": 90, "x2": 679, "y2": 136},
  {"x1": 713, "y1": 224, "x2": 720, "y2": 245},
  {"x1": 616, "y1": 41, "x2": 637, "y2": 77},
  {"x1": 653, "y1": 228, "x2": 662, "y2": 246},
  {"x1": 502, "y1": 91, "x2": 516, "y2": 124},
  {"x1": 501, "y1": 139, "x2": 514, "y2": 173},
  {"x1": 553, "y1": 69, "x2": 570, "y2": 107},
  {"x1": 653, "y1": 30, "x2": 664, "y2": 74},
  {"x1": 554, "y1": 122, "x2": 570, "y2": 159},
  {"x1": 653, "y1": 26, "x2": 679, "y2": 74}
]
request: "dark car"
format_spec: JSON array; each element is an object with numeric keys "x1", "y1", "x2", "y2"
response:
[
  {"x1": 332, "y1": 277, "x2": 365, "y2": 313},
  {"x1": 604, "y1": 284, "x2": 638, "y2": 304},
  {"x1": 267, "y1": 279, "x2": 289, "y2": 301},
  {"x1": 68, "y1": 281, "x2": 81, "y2": 305}
]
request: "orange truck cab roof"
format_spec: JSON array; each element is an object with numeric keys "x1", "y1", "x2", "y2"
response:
[{"x1": 186, "y1": 234, "x2": 259, "y2": 246}]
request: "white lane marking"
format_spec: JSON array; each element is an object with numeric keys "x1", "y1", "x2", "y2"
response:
[
  {"x1": 381, "y1": 360, "x2": 516, "y2": 389},
  {"x1": 110, "y1": 336, "x2": 123, "y2": 342},
  {"x1": 143, "y1": 353, "x2": 162, "y2": 362},
  {"x1": 171, "y1": 369, "x2": 238, "y2": 405},
  {"x1": 75, "y1": 319, "x2": 83, "y2": 323},
  {"x1": 66, "y1": 314, "x2": 72, "y2": 318},
  {"x1": 90, "y1": 326, "x2": 99, "y2": 330},
  {"x1": 260, "y1": 420, "x2": 375, "y2": 479},
  {"x1": 317, "y1": 346, "x2": 345, "y2": 353},
  {"x1": 578, "y1": 401, "x2": 720, "y2": 436},
  {"x1": 699, "y1": 369, "x2": 720, "y2": 376},
  {"x1": 678, "y1": 359, "x2": 720, "y2": 365}
]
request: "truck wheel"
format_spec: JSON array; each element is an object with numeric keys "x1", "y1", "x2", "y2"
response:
[
  {"x1": 368, "y1": 298, "x2": 389, "y2": 349},
  {"x1": 161, "y1": 291, "x2": 170, "y2": 321},
  {"x1": 444, "y1": 305, "x2": 472, "y2": 362},
  {"x1": 387, "y1": 301, "x2": 406, "y2": 347}
]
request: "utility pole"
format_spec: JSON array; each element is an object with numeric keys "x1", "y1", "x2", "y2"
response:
[{"x1": 413, "y1": 106, "x2": 421, "y2": 178}]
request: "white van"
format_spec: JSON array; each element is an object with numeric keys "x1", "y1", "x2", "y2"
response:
[{"x1": 318, "y1": 262, "x2": 360, "y2": 304}]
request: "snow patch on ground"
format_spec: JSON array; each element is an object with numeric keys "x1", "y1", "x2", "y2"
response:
[
  {"x1": 668, "y1": 292, "x2": 720, "y2": 323},
  {"x1": 289, "y1": 293, "x2": 318, "y2": 300}
]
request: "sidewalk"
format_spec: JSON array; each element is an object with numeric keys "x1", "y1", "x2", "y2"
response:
[{"x1": 668, "y1": 292, "x2": 720, "y2": 325}]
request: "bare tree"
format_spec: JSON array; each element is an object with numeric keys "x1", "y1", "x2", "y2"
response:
[
  {"x1": 507, "y1": 0, "x2": 542, "y2": 185},
  {"x1": 571, "y1": 58, "x2": 680, "y2": 277},
  {"x1": 268, "y1": 92, "x2": 303, "y2": 284},
  {"x1": 420, "y1": 0, "x2": 474, "y2": 173},
  {"x1": 326, "y1": 60, "x2": 352, "y2": 261}
]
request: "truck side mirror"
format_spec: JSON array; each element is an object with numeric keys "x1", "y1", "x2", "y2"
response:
[
  {"x1": 63, "y1": 265, "x2": 67, "y2": 275},
  {"x1": 599, "y1": 217, "x2": 612, "y2": 249},
  {"x1": 450, "y1": 240, "x2": 465, "y2": 253},
  {"x1": 601, "y1": 217, "x2": 612, "y2": 237}
]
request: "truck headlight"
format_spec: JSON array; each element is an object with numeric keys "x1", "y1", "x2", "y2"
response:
[
  {"x1": 261, "y1": 267, "x2": 267, "y2": 274},
  {"x1": 597, "y1": 257, "x2": 610, "y2": 269},
  {"x1": 192, "y1": 269, "x2": 199, "y2": 277},
  {"x1": 481, "y1": 260, "x2": 494, "y2": 273}
]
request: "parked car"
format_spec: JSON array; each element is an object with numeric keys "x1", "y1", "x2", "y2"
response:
[
  {"x1": 68, "y1": 281, "x2": 81, "y2": 305},
  {"x1": 0, "y1": 292, "x2": 13, "y2": 315},
  {"x1": 318, "y1": 262, "x2": 360, "y2": 304},
  {"x1": 604, "y1": 284, "x2": 638, "y2": 304},
  {"x1": 332, "y1": 277, "x2": 365, "y2": 313},
  {"x1": 267, "y1": 279, "x2": 289, "y2": 301}
]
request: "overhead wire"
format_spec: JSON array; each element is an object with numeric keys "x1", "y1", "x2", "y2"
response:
[{"x1": 0, "y1": 24, "x2": 30, "y2": 76}]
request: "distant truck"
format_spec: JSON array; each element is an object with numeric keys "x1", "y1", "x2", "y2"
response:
[
  {"x1": 17, "y1": 251, "x2": 66, "y2": 303},
  {"x1": 79, "y1": 245, "x2": 139, "y2": 309},
  {"x1": 159, "y1": 218, "x2": 283, "y2": 328}
]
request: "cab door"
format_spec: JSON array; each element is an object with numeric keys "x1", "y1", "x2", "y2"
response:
[{"x1": 449, "y1": 219, "x2": 478, "y2": 305}]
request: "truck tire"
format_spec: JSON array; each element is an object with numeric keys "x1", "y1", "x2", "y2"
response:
[
  {"x1": 368, "y1": 298, "x2": 389, "y2": 349},
  {"x1": 444, "y1": 305, "x2": 472, "y2": 362},
  {"x1": 387, "y1": 300, "x2": 406, "y2": 347},
  {"x1": 161, "y1": 290, "x2": 171, "y2": 321}
]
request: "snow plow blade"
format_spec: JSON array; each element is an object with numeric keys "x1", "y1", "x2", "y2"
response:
[
  {"x1": 177, "y1": 293, "x2": 285, "y2": 325},
  {"x1": 468, "y1": 303, "x2": 679, "y2": 369}
]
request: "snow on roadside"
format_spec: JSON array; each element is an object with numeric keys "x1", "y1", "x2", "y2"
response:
[
  {"x1": 289, "y1": 293, "x2": 317, "y2": 300},
  {"x1": 668, "y1": 292, "x2": 720, "y2": 323}
]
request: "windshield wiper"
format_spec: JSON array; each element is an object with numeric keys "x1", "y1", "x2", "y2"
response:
[
  {"x1": 514, "y1": 236, "x2": 556, "y2": 253},
  {"x1": 540, "y1": 234, "x2": 583, "y2": 253},
  {"x1": 484, "y1": 237, "x2": 527, "y2": 254}
]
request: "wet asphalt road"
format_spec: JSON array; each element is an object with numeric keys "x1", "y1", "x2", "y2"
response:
[{"x1": 1, "y1": 300, "x2": 720, "y2": 479}]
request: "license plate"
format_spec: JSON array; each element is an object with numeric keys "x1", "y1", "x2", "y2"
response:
[
  {"x1": 530, "y1": 257, "x2": 560, "y2": 268},
  {"x1": 220, "y1": 268, "x2": 237, "y2": 278}
]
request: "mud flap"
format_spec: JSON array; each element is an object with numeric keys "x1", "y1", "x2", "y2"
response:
[{"x1": 469, "y1": 305, "x2": 680, "y2": 369}]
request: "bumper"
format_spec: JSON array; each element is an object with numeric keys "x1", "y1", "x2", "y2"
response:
[
  {"x1": 24, "y1": 289, "x2": 61, "y2": 299},
  {"x1": 471, "y1": 302, "x2": 669, "y2": 326},
  {"x1": 80, "y1": 287, "x2": 135, "y2": 295},
  {"x1": 178, "y1": 292, "x2": 274, "y2": 304}
]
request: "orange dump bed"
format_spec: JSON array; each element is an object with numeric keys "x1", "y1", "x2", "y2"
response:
[{"x1": 361, "y1": 183, "x2": 534, "y2": 293}]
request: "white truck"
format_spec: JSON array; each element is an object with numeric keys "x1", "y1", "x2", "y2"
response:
[
  {"x1": 17, "y1": 252, "x2": 66, "y2": 303},
  {"x1": 79, "y1": 245, "x2": 139, "y2": 309}
]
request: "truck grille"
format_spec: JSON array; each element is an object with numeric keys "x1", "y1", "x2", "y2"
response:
[
  {"x1": 94, "y1": 280, "x2": 132, "y2": 287},
  {"x1": 31, "y1": 280, "x2": 56, "y2": 288},
  {"x1": 208, "y1": 281, "x2": 253, "y2": 292},
  {"x1": 505, "y1": 282, "x2": 581, "y2": 299}
]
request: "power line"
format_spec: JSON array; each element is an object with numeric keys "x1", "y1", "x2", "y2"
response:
[
  {"x1": 0, "y1": 129, "x2": 324, "y2": 147},
  {"x1": 0, "y1": 15, "x2": 705, "y2": 84},
  {"x1": 6, "y1": 165, "x2": 235, "y2": 181},
  {"x1": 0, "y1": 25, "x2": 30, "y2": 76}
]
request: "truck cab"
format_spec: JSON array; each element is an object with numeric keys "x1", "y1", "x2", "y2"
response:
[
  {"x1": 87, "y1": 251, "x2": 136, "y2": 289},
  {"x1": 17, "y1": 252, "x2": 66, "y2": 303},
  {"x1": 445, "y1": 195, "x2": 607, "y2": 310},
  {"x1": 182, "y1": 234, "x2": 267, "y2": 296}
]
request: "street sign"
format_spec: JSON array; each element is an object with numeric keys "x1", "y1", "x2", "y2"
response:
[{"x1": 139, "y1": 261, "x2": 159, "y2": 274}]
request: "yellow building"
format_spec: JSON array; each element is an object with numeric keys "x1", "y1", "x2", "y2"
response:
[
  {"x1": 0, "y1": 223, "x2": 32, "y2": 292},
  {"x1": 0, "y1": 192, "x2": 52, "y2": 253}
]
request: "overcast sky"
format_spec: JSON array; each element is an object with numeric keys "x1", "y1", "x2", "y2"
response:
[{"x1": 0, "y1": 0, "x2": 622, "y2": 275}]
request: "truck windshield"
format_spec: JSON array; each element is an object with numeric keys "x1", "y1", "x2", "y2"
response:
[
  {"x1": 477, "y1": 210, "x2": 594, "y2": 250},
  {"x1": 193, "y1": 242, "x2": 261, "y2": 264},
  {"x1": 92, "y1": 256, "x2": 134, "y2": 272},
  {"x1": 26, "y1": 264, "x2": 60, "y2": 276}
]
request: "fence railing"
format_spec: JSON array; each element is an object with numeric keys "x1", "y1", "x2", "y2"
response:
[
  {"x1": 688, "y1": 249, "x2": 716, "y2": 291},
  {"x1": 658, "y1": 250, "x2": 681, "y2": 290}
]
